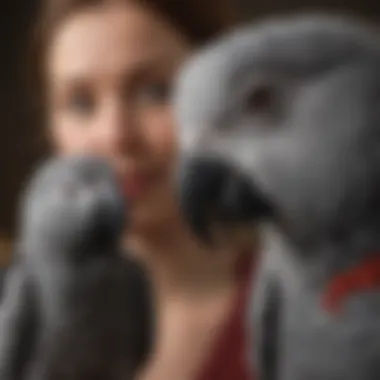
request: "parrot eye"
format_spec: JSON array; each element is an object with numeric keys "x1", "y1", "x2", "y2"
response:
[{"x1": 247, "y1": 84, "x2": 275, "y2": 113}]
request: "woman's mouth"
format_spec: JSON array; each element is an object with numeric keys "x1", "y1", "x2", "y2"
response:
[{"x1": 122, "y1": 171, "x2": 154, "y2": 200}]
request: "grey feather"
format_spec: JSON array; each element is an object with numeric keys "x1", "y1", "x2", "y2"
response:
[
  {"x1": 0, "y1": 155, "x2": 152, "y2": 380},
  {"x1": 175, "y1": 13, "x2": 380, "y2": 380}
]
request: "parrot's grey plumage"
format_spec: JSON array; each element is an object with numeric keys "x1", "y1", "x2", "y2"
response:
[
  {"x1": 0, "y1": 155, "x2": 152, "y2": 380},
  {"x1": 174, "y1": 13, "x2": 380, "y2": 380}
]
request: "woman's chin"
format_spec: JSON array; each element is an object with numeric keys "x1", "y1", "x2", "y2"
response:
[{"x1": 126, "y1": 193, "x2": 178, "y2": 234}]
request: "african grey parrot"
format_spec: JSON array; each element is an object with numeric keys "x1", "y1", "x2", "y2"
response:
[
  {"x1": 0, "y1": 155, "x2": 152, "y2": 380},
  {"x1": 174, "y1": 13, "x2": 380, "y2": 380}
]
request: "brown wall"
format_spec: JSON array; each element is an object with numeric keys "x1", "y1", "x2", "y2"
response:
[
  {"x1": 1, "y1": 0, "x2": 42, "y2": 238},
  {"x1": 0, "y1": 0, "x2": 379, "y2": 252}
]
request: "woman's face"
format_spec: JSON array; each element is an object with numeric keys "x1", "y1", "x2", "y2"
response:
[{"x1": 47, "y1": 2, "x2": 191, "y2": 229}]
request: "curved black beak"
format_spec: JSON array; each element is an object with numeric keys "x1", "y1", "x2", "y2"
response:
[{"x1": 178, "y1": 157, "x2": 274, "y2": 244}]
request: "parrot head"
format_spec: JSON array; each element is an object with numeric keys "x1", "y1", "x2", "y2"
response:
[
  {"x1": 19, "y1": 155, "x2": 126, "y2": 255},
  {"x1": 174, "y1": 14, "x2": 380, "y2": 247}
]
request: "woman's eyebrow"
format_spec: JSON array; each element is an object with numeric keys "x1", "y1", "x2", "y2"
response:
[
  {"x1": 54, "y1": 55, "x2": 171, "y2": 85},
  {"x1": 49, "y1": 77, "x2": 91, "y2": 98}
]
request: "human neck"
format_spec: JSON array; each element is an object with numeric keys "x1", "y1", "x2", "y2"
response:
[{"x1": 125, "y1": 216, "x2": 250, "y2": 299}]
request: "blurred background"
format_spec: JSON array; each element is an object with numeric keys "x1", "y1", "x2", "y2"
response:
[{"x1": 0, "y1": 0, "x2": 379, "y2": 264}]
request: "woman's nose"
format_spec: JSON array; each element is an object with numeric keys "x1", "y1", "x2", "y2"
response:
[{"x1": 93, "y1": 98, "x2": 142, "y2": 154}]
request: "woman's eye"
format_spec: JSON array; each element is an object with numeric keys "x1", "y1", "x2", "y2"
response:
[
  {"x1": 136, "y1": 82, "x2": 171, "y2": 106},
  {"x1": 66, "y1": 91, "x2": 96, "y2": 116}
]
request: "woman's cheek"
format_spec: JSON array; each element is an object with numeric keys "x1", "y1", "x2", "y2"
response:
[
  {"x1": 143, "y1": 112, "x2": 178, "y2": 195},
  {"x1": 144, "y1": 106, "x2": 177, "y2": 155},
  {"x1": 50, "y1": 122, "x2": 78, "y2": 154},
  {"x1": 51, "y1": 119, "x2": 109, "y2": 158}
]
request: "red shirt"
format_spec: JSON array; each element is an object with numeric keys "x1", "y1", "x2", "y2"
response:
[{"x1": 195, "y1": 254, "x2": 255, "y2": 380}]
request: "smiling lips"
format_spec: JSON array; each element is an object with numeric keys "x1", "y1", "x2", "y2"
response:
[{"x1": 121, "y1": 171, "x2": 154, "y2": 200}]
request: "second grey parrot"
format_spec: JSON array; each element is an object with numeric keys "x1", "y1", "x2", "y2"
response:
[{"x1": 174, "y1": 13, "x2": 380, "y2": 380}]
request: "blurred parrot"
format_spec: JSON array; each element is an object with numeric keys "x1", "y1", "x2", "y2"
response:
[
  {"x1": 0, "y1": 155, "x2": 152, "y2": 380},
  {"x1": 174, "y1": 13, "x2": 380, "y2": 380}
]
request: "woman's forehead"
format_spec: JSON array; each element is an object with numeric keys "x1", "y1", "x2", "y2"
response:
[{"x1": 47, "y1": 4, "x2": 189, "y2": 83}]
